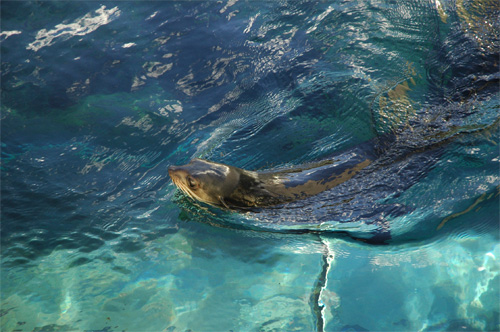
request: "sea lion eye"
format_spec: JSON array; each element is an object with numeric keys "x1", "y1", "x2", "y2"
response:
[{"x1": 187, "y1": 176, "x2": 197, "y2": 188}]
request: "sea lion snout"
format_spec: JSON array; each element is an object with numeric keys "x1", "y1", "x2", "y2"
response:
[
  {"x1": 168, "y1": 165, "x2": 183, "y2": 181},
  {"x1": 168, "y1": 165, "x2": 175, "y2": 177}
]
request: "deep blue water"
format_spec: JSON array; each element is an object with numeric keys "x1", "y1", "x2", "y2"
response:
[{"x1": 1, "y1": 1, "x2": 499, "y2": 331}]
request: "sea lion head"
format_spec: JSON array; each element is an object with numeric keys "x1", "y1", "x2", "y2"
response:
[{"x1": 168, "y1": 158, "x2": 241, "y2": 208}]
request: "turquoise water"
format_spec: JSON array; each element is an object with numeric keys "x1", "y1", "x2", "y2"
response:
[{"x1": 1, "y1": 1, "x2": 499, "y2": 331}]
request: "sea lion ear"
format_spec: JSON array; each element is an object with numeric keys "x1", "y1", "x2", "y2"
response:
[{"x1": 219, "y1": 196, "x2": 230, "y2": 209}]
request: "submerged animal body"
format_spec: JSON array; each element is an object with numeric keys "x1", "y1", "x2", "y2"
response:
[{"x1": 168, "y1": 145, "x2": 375, "y2": 209}]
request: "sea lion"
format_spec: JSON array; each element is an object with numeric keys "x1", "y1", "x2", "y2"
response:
[{"x1": 168, "y1": 147, "x2": 373, "y2": 210}]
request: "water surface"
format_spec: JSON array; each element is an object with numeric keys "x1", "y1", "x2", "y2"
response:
[{"x1": 1, "y1": 1, "x2": 499, "y2": 331}]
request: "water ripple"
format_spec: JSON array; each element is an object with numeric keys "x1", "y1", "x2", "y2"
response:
[{"x1": 27, "y1": 5, "x2": 121, "y2": 52}]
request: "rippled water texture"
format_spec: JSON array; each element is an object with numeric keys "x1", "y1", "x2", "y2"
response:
[{"x1": 1, "y1": 1, "x2": 499, "y2": 331}]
